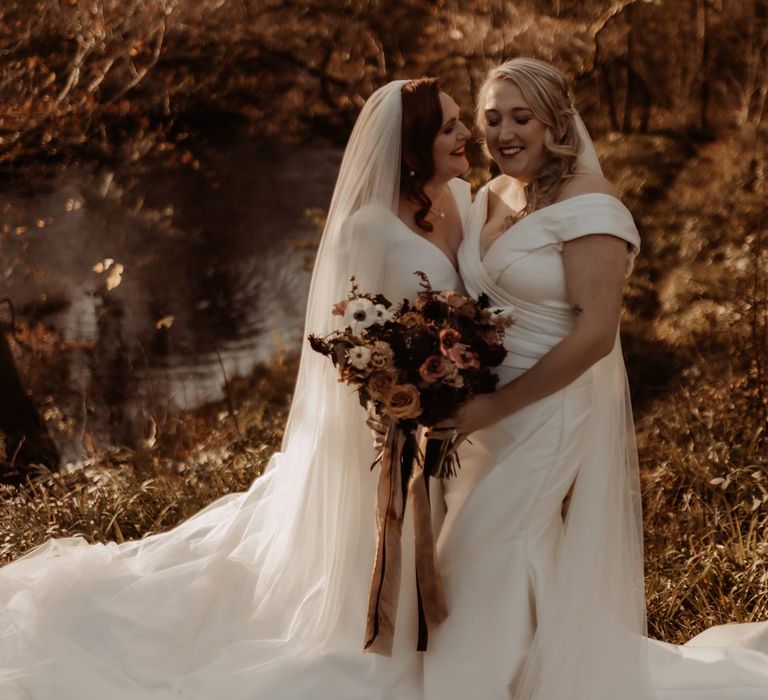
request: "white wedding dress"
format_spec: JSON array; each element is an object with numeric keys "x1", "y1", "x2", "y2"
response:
[
  {"x1": 3, "y1": 57, "x2": 765, "y2": 697},
  {"x1": 421, "y1": 183, "x2": 768, "y2": 700},
  {"x1": 0, "y1": 176, "x2": 471, "y2": 700}
]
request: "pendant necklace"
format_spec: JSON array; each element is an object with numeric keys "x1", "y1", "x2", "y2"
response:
[{"x1": 430, "y1": 189, "x2": 447, "y2": 220}]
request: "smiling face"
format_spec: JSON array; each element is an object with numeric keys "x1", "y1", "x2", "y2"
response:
[
  {"x1": 431, "y1": 92, "x2": 471, "y2": 181},
  {"x1": 482, "y1": 80, "x2": 548, "y2": 183}
]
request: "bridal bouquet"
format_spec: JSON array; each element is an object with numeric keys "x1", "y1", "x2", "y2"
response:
[
  {"x1": 308, "y1": 272, "x2": 513, "y2": 656},
  {"x1": 308, "y1": 271, "x2": 513, "y2": 471}
]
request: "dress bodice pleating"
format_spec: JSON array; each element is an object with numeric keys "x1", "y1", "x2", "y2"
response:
[{"x1": 473, "y1": 189, "x2": 639, "y2": 309}]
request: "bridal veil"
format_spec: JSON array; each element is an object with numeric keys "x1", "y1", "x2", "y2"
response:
[
  {"x1": 0, "y1": 80, "x2": 409, "y2": 698},
  {"x1": 511, "y1": 112, "x2": 655, "y2": 700}
]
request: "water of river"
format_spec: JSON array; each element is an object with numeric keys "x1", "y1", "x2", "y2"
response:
[{"x1": 1, "y1": 137, "x2": 343, "y2": 460}]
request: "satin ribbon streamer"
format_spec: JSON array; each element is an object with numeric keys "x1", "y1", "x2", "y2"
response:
[{"x1": 364, "y1": 422, "x2": 448, "y2": 655}]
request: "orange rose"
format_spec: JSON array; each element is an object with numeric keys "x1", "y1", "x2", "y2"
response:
[
  {"x1": 368, "y1": 369, "x2": 398, "y2": 400},
  {"x1": 399, "y1": 311, "x2": 425, "y2": 329},
  {"x1": 382, "y1": 383, "x2": 422, "y2": 420}
]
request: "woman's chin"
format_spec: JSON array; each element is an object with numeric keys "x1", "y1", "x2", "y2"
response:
[
  {"x1": 449, "y1": 157, "x2": 470, "y2": 177},
  {"x1": 496, "y1": 163, "x2": 531, "y2": 180}
]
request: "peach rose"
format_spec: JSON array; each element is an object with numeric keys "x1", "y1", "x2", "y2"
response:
[
  {"x1": 369, "y1": 341, "x2": 395, "y2": 370},
  {"x1": 382, "y1": 383, "x2": 422, "y2": 420},
  {"x1": 368, "y1": 369, "x2": 398, "y2": 400},
  {"x1": 447, "y1": 344, "x2": 480, "y2": 369}
]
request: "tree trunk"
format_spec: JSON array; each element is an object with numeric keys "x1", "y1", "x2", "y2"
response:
[
  {"x1": 600, "y1": 61, "x2": 621, "y2": 131},
  {"x1": 700, "y1": 0, "x2": 711, "y2": 131},
  {"x1": 0, "y1": 328, "x2": 61, "y2": 483},
  {"x1": 623, "y1": 4, "x2": 637, "y2": 133}
]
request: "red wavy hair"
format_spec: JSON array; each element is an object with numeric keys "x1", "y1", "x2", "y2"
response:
[{"x1": 400, "y1": 78, "x2": 443, "y2": 232}]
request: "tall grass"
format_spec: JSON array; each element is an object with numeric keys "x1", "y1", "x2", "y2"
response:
[
  {"x1": 622, "y1": 127, "x2": 768, "y2": 642},
  {"x1": 1, "y1": 357, "x2": 296, "y2": 564}
]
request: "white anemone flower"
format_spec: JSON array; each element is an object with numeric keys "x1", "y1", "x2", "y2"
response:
[
  {"x1": 373, "y1": 304, "x2": 395, "y2": 324},
  {"x1": 348, "y1": 345, "x2": 372, "y2": 370},
  {"x1": 343, "y1": 298, "x2": 377, "y2": 335}
]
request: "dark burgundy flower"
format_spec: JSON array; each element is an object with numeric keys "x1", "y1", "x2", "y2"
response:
[
  {"x1": 422, "y1": 299, "x2": 447, "y2": 323},
  {"x1": 470, "y1": 338, "x2": 508, "y2": 368},
  {"x1": 419, "y1": 384, "x2": 467, "y2": 426},
  {"x1": 473, "y1": 371, "x2": 499, "y2": 395},
  {"x1": 308, "y1": 334, "x2": 327, "y2": 354},
  {"x1": 419, "y1": 355, "x2": 447, "y2": 383}
]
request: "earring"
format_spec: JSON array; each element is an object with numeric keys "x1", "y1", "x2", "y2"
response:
[{"x1": 409, "y1": 170, "x2": 415, "y2": 177}]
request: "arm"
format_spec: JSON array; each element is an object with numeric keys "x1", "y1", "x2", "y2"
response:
[
  {"x1": 429, "y1": 233, "x2": 629, "y2": 440},
  {"x1": 341, "y1": 206, "x2": 394, "y2": 447},
  {"x1": 341, "y1": 205, "x2": 391, "y2": 296}
]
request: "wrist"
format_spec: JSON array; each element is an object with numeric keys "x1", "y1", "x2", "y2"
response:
[{"x1": 493, "y1": 379, "x2": 521, "y2": 420}]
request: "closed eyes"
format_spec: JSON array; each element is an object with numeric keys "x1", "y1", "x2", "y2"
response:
[{"x1": 486, "y1": 118, "x2": 530, "y2": 127}]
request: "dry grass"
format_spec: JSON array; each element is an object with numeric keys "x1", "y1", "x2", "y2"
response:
[
  {"x1": 0, "y1": 356, "x2": 296, "y2": 564},
  {"x1": 606, "y1": 126, "x2": 768, "y2": 642},
  {"x1": 639, "y1": 369, "x2": 768, "y2": 642}
]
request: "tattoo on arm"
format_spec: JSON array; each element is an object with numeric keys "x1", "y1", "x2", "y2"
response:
[{"x1": 572, "y1": 304, "x2": 583, "y2": 317}]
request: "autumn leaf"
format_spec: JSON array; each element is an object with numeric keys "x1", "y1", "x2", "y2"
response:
[
  {"x1": 105, "y1": 263, "x2": 124, "y2": 291},
  {"x1": 92, "y1": 258, "x2": 114, "y2": 273}
]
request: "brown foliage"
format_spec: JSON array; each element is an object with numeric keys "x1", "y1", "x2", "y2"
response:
[
  {"x1": 0, "y1": 0, "x2": 706, "y2": 172},
  {"x1": 615, "y1": 127, "x2": 768, "y2": 641}
]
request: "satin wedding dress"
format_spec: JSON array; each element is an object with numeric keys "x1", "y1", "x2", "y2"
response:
[
  {"x1": 0, "y1": 172, "x2": 470, "y2": 700},
  {"x1": 422, "y1": 183, "x2": 768, "y2": 700}
]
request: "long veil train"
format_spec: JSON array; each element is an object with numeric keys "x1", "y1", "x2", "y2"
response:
[{"x1": 0, "y1": 81, "x2": 411, "y2": 700}]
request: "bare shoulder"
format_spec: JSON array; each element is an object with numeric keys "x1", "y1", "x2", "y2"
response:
[
  {"x1": 487, "y1": 175, "x2": 525, "y2": 217},
  {"x1": 487, "y1": 174, "x2": 520, "y2": 198},
  {"x1": 556, "y1": 172, "x2": 621, "y2": 203}
]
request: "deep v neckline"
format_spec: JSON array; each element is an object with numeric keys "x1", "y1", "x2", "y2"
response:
[
  {"x1": 477, "y1": 189, "x2": 622, "y2": 264},
  {"x1": 394, "y1": 184, "x2": 463, "y2": 273}
]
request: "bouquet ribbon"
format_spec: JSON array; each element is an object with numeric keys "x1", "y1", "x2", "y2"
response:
[{"x1": 364, "y1": 422, "x2": 449, "y2": 655}]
